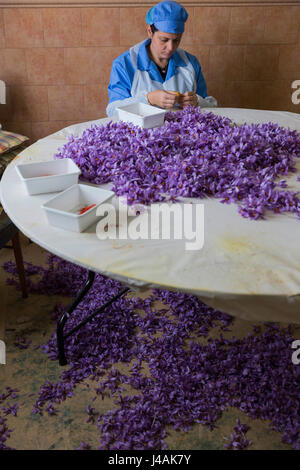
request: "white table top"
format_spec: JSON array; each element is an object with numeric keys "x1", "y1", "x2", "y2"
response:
[{"x1": 1, "y1": 108, "x2": 300, "y2": 324}]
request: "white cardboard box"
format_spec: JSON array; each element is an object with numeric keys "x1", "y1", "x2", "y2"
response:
[
  {"x1": 42, "y1": 183, "x2": 114, "y2": 232},
  {"x1": 16, "y1": 158, "x2": 81, "y2": 195},
  {"x1": 116, "y1": 102, "x2": 166, "y2": 129}
]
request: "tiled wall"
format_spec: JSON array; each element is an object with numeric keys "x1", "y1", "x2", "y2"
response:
[{"x1": 0, "y1": 5, "x2": 300, "y2": 142}]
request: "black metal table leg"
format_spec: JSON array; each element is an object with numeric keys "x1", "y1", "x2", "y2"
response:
[
  {"x1": 56, "y1": 269, "x2": 130, "y2": 366},
  {"x1": 57, "y1": 270, "x2": 95, "y2": 366},
  {"x1": 63, "y1": 287, "x2": 130, "y2": 339}
]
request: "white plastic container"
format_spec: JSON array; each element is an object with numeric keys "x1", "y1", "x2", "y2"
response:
[
  {"x1": 41, "y1": 183, "x2": 114, "y2": 232},
  {"x1": 16, "y1": 158, "x2": 81, "y2": 195},
  {"x1": 116, "y1": 102, "x2": 166, "y2": 129}
]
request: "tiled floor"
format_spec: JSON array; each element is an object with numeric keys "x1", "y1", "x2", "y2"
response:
[{"x1": 0, "y1": 234, "x2": 296, "y2": 450}]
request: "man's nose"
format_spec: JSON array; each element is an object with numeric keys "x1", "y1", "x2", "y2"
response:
[{"x1": 167, "y1": 42, "x2": 176, "y2": 53}]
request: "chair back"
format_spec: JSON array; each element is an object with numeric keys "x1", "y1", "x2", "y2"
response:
[{"x1": 0, "y1": 80, "x2": 6, "y2": 104}]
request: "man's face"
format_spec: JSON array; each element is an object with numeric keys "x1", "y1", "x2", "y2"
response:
[{"x1": 147, "y1": 25, "x2": 182, "y2": 60}]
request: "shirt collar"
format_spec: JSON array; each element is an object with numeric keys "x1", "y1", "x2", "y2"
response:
[{"x1": 136, "y1": 39, "x2": 187, "y2": 73}]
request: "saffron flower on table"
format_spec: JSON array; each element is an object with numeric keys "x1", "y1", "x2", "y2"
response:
[
  {"x1": 55, "y1": 106, "x2": 300, "y2": 221},
  {"x1": 78, "y1": 204, "x2": 96, "y2": 215}
]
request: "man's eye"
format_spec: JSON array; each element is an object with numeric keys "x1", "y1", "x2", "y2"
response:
[{"x1": 160, "y1": 38, "x2": 180, "y2": 44}]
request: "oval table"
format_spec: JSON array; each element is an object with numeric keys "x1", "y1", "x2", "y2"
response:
[{"x1": 1, "y1": 108, "x2": 300, "y2": 362}]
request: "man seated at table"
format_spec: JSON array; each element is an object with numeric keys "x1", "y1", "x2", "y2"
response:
[{"x1": 106, "y1": 1, "x2": 217, "y2": 117}]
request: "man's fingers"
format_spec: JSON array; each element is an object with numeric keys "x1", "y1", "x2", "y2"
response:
[
  {"x1": 182, "y1": 95, "x2": 197, "y2": 102},
  {"x1": 163, "y1": 101, "x2": 174, "y2": 108},
  {"x1": 165, "y1": 90, "x2": 196, "y2": 96},
  {"x1": 163, "y1": 101, "x2": 176, "y2": 107},
  {"x1": 183, "y1": 91, "x2": 196, "y2": 96},
  {"x1": 164, "y1": 96, "x2": 177, "y2": 103}
]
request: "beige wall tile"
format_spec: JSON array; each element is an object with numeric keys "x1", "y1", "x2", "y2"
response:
[
  {"x1": 207, "y1": 45, "x2": 245, "y2": 82},
  {"x1": 0, "y1": 85, "x2": 12, "y2": 122},
  {"x1": 84, "y1": 84, "x2": 109, "y2": 120},
  {"x1": 208, "y1": 80, "x2": 262, "y2": 109},
  {"x1": 229, "y1": 7, "x2": 265, "y2": 45},
  {"x1": 194, "y1": 7, "x2": 231, "y2": 45},
  {"x1": 31, "y1": 121, "x2": 70, "y2": 142},
  {"x1": 244, "y1": 45, "x2": 279, "y2": 81},
  {"x1": 10, "y1": 85, "x2": 48, "y2": 122},
  {"x1": 26, "y1": 48, "x2": 64, "y2": 85},
  {"x1": 0, "y1": 10, "x2": 4, "y2": 48},
  {"x1": 278, "y1": 45, "x2": 300, "y2": 80},
  {"x1": 226, "y1": 81, "x2": 261, "y2": 109},
  {"x1": 258, "y1": 80, "x2": 298, "y2": 111},
  {"x1": 3, "y1": 8, "x2": 44, "y2": 48},
  {"x1": 64, "y1": 46, "x2": 127, "y2": 86},
  {"x1": 43, "y1": 8, "x2": 82, "y2": 47},
  {"x1": 205, "y1": 79, "x2": 224, "y2": 106},
  {"x1": 180, "y1": 6, "x2": 194, "y2": 45},
  {"x1": 48, "y1": 85, "x2": 84, "y2": 121},
  {"x1": 263, "y1": 6, "x2": 300, "y2": 44},
  {"x1": 0, "y1": 49, "x2": 27, "y2": 85},
  {"x1": 120, "y1": 7, "x2": 149, "y2": 46},
  {"x1": 64, "y1": 48, "x2": 101, "y2": 85},
  {"x1": 180, "y1": 37, "x2": 198, "y2": 50},
  {"x1": 82, "y1": 8, "x2": 119, "y2": 47}
]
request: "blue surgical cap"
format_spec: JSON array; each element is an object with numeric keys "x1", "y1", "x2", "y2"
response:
[{"x1": 146, "y1": 1, "x2": 188, "y2": 34}]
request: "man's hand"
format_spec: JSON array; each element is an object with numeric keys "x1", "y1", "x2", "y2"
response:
[
  {"x1": 147, "y1": 90, "x2": 178, "y2": 109},
  {"x1": 177, "y1": 91, "x2": 198, "y2": 108}
]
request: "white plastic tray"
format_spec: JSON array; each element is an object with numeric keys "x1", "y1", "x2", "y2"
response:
[
  {"x1": 116, "y1": 102, "x2": 166, "y2": 128},
  {"x1": 41, "y1": 183, "x2": 114, "y2": 232},
  {"x1": 16, "y1": 158, "x2": 81, "y2": 195}
]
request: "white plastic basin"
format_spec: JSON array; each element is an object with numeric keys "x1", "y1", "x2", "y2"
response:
[
  {"x1": 16, "y1": 158, "x2": 81, "y2": 195},
  {"x1": 116, "y1": 102, "x2": 166, "y2": 129},
  {"x1": 41, "y1": 183, "x2": 114, "y2": 232}
]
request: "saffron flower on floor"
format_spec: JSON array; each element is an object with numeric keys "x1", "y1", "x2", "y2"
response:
[{"x1": 2, "y1": 254, "x2": 300, "y2": 450}]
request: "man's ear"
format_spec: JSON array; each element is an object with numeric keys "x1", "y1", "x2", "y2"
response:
[{"x1": 146, "y1": 24, "x2": 153, "y2": 39}]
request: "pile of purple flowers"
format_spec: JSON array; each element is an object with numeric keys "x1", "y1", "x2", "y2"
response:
[
  {"x1": 224, "y1": 418, "x2": 252, "y2": 450},
  {"x1": 2, "y1": 255, "x2": 300, "y2": 450},
  {"x1": 0, "y1": 387, "x2": 19, "y2": 450},
  {"x1": 55, "y1": 106, "x2": 300, "y2": 220}
]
